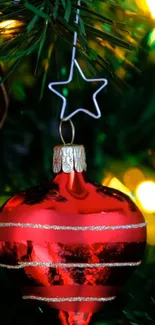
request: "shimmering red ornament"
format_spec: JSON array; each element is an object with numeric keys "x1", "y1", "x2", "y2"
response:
[{"x1": 0, "y1": 144, "x2": 146, "y2": 325}]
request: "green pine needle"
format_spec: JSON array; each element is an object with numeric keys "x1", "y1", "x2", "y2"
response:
[{"x1": 0, "y1": 0, "x2": 140, "y2": 92}]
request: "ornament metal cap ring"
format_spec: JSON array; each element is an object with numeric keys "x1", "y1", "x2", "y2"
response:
[
  {"x1": 59, "y1": 118, "x2": 75, "y2": 145},
  {"x1": 53, "y1": 119, "x2": 87, "y2": 173}
]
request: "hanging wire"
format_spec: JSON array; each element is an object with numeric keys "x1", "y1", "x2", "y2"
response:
[{"x1": 48, "y1": 0, "x2": 108, "y2": 121}]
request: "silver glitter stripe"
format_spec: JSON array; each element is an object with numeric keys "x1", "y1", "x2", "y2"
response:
[
  {"x1": 0, "y1": 261, "x2": 142, "y2": 269},
  {"x1": 22, "y1": 296, "x2": 116, "y2": 302},
  {"x1": 0, "y1": 222, "x2": 147, "y2": 231}
]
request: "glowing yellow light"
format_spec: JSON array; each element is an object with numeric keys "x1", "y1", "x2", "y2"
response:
[
  {"x1": 146, "y1": 221, "x2": 155, "y2": 245},
  {"x1": 107, "y1": 177, "x2": 134, "y2": 200},
  {"x1": 123, "y1": 168, "x2": 145, "y2": 191},
  {"x1": 0, "y1": 20, "x2": 24, "y2": 35},
  {"x1": 146, "y1": 0, "x2": 155, "y2": 18},
  {"x1": 136, "y1": 181, "x2": 155, "y2": 213},
  {"x1": 0, "y1": 20, "x2": 17, "y2": 29}
]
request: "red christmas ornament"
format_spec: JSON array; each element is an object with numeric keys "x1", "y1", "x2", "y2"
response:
[{"x1": 0, "y1": 126, "x2": 146, "y2": 325}]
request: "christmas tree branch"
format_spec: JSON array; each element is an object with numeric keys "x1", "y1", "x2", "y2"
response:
[{"x1": 0, "y1": 0, "x2": 136, "y2": 80}]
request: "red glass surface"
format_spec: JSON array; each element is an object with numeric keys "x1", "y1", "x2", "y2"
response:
[{"x1": 0, "y1": 170, "x2": 146, "y2": 325}]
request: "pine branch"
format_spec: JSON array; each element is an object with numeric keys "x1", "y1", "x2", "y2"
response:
[{"x1": 0, "y1": 0, "x2": 137, "y2": 80}]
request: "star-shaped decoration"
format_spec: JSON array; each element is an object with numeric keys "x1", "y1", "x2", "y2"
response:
[{"x1": 48, "y1": 59, "x2": 108, "y2": 121}]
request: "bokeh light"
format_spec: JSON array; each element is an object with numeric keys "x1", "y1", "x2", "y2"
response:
[
  {"x1": 123, "y1": 168, "x2": 145, "y2": 192},
  {"x1": 136, "y1": 0, "x2": 155, "y2": 18},
  {"x1": 107, "y1": 177, "x2": 134, "y2": 200},
  {"x1": 136, "y1": 181, "x2": 155, "y2": 213},
  {"x1": 148, "y1": 28, "x2": 155, "y2": 47},
  {"x1": 0, "y1": 20, "x2": 24, "y2": 36},
  {"x1": 146, "y1": 0, "x2": 155, "y2": 18}
]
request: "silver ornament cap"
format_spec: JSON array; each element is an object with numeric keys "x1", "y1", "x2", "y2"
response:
[{"x1": 53, "y1": 144, "x2": 87, "y2": 173}]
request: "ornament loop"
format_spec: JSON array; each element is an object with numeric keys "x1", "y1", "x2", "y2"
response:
[{"x1": 59, "y1": 119, "x2": 75, "y2": 145}]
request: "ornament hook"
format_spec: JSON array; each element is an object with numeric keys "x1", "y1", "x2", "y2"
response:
[
  {"x1": 48, "y1": 0, "x2": 108, "y2": 121},
  {"x1": 59, "y1": 119, "x2": 75, "y2": 145}
]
